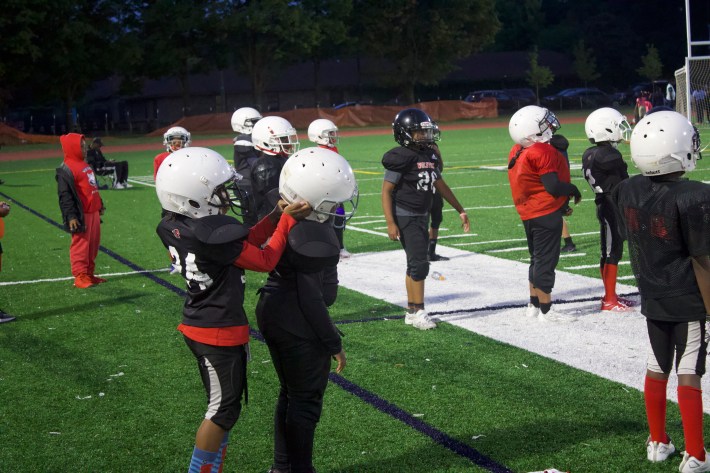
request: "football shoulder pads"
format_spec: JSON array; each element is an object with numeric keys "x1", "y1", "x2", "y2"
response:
[
  {"x1": 288, "y1": 220, "x2": 340, "y2": 258},
  {"x1": 382, "y1": 146, "x2": 420, "y2": 173},
  {"x1": 190, "y1": 214, "x2": 250, "y2": 244}
]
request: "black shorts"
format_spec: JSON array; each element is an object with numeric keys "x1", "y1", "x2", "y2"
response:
[
  {"x1": 523, "y1": 209, "x2": 563, "y2": 294},
  {"x1": 646, "y1": 319, "x2": 707, "y2": 376},
  {"x1": 183, "y1": 337, "x2": 248, "y2": 431},
  {"x1": 394, "y1": 214, "x2": 430, "y2": 281}
]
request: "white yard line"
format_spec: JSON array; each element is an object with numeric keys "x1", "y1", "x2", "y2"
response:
[{"x1": 0, "y1": 268, "x2": 169, "y2": 286}]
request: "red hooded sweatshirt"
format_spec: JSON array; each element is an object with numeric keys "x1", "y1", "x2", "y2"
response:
[{"x1": 60, "y1": 133, "x2": 102, "y2": 213}]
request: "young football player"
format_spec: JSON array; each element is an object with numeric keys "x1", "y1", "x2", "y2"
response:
[
  {"x1": 56, "y1": 133, "x2": 106, "y2": 289},
  {"x1": 582, "y1": 107, "x2": 634, "y2": 312},
  {"x1": 612, "y1": 111, "x2": 710, "y2": 472},
  {"x1": 308, "y1": 118, "x2": 351, "y2": 259},
  {"x1": 507, "y1": 105, "x2": 581, "y2": 323},
  {"x1": 231, "y1": 107, "x2": 262, "y2": 226},
  {"x1": 153, "y1": 126, "x2": 191, "y2": 179},
  {"x1": 155, "y1": 147, "x2": 311, "y2": 473},
  {"x1": 549, "y1": 134, "x2": 577, "y2": 253},
  {"x1": 251, "y1": 116, "x2": 300, "y2": 221},
  {"x1": 381, "y1": 108, "x2": 470, "y2": 330},
  {"x1": 256, "y1": 146, "x2": 357, "y2": 473}
]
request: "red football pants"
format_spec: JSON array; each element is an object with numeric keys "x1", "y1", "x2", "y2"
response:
[{"x1": 70, "y1": 211, "x2": 101, "y2": 277}]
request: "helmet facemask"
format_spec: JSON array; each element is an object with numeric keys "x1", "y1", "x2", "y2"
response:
[
  {"x1": 271, "y1": 133, "x2": 300, "y2": 157},
  {"x1": 537, "y1": 109, "x2": 560, "y2": 142},
  {"x1": 209, "y1": 174, "x2": 248, "y2": 217}
]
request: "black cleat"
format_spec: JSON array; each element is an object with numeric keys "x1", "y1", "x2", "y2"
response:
[
  {"x1": 561, "y1": 243, "x2": 577, "y2": 253},
  {"x1": 0, "y1": 310, "x2": 16, "y2": 323},
  {"x1": 428, "y1": 253, "x2": 450, "y2": 261}
]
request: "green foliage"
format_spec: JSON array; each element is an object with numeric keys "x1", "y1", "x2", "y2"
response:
[
  {"x1": 356, "y1": 0, "x2": 500, "y2": 104},
  {"x1": 573, "y1": 40, "x2": 601, "y2": 87},
  {"x1": 637, "y1": 44, "x2": 664, "y2": 81},
  {"x1": 526, "y1": 47, "x2": 554, "y2": 103}
]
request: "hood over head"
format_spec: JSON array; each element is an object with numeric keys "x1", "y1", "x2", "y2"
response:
[{"x1": 60, "y1": 133, "x2": 86, "y2": 163}]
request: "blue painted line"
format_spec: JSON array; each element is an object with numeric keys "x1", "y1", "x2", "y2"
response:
[{"x1": 5, "y1": 191, "x2": 512, "y2": 472}]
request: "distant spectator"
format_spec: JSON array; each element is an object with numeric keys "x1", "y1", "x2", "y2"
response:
[
  {"x1": 86, "y1": 138, "x2": 131, "y2": 189},
  {"x1": 665, "y1": 82, "x2": 676, "y2": 108},
  {"x1": 0, "y1": 200, "x2": 15, "y2": 323},
  {"x1": 692, "y1": 88, "x2": 708, "y2": 124},
  {"x1": 634, "y1": 92, "x2": 653, "y2": 124},
  {"x1": 55, "y1": 133, "x2": 106, "y2": 289}
]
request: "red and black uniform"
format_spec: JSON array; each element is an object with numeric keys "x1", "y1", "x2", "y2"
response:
[
  {"x1": 582, "y1": 143, "x2": 629, "y2": 268},
  {"x1": 153, "y1": 151, "x2": 170, "y2": 180},
  {"x1": 255, "y1": 220, "x2": 341, "y2": 473},
  {"x1": 56, "y1": 133, "x2": 103, "y2": 278},
  {"x1": 508, "y1": 141, "x2": 576, "y2": 293},
  {"x1": 382, "y1": 145, "x2": 440, "y2": 281},
  {"x1": 156, "y1": 211, "x2": 297, "y2": 430}
]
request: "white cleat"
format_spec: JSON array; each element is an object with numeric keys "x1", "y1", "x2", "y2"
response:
[
  {"x1": 646, "y1": 436, "x2": 675, "y2": 462},
  {"x1": 405, "y1": 309, "x2": 437, "y2": 330},
  {"x1": 525, "y1": 303, "x2": 540, "y2": 318},
  {"x1": 679, "y1": 450, "x2": 710, "y2": 472}
]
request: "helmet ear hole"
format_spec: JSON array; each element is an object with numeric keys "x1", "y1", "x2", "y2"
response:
[{"x1": 188, "y1": 200, "x2": 200, "y2": 209}]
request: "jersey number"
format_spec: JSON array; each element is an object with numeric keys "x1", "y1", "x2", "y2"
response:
[
  {"x1": 417, "y1": 170, "x2": 437, "y2": 192},
  {"x1": 168, "y1": 245, "x2": 213, "y2": 290}
]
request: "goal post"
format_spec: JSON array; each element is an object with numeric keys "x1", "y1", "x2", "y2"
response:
[{"x1": 674, "y1": 57, "x2": 710, "y2": 125}]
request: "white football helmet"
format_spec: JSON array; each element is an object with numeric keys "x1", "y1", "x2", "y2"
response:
[
  {"x1": 155, "y1": 147, "x2": 244, "y2": 218},
  {"x1": 251, "y1": 116, "x2": 300, "y2": 157},
  {"x1": 508, "y1": 105, "x2": 560, "y2": 148},
  {"x1": 308, "y1": 118, "x2": 339, "y2": 147},
  {"x1": 585, "y1": 107, "x2": 631, "y2": 146},
  {"x1": 279, "y1": 147, "x2": 358, "y2": 223},
  {"x1": 163, "y1": 126, "x2": 191, "y2": 152},
  {"x1": 231, "y1": 107, "x2": 262, "y2": 134},
  {"x1": 630, "y1": 111, "x2": 702, "y2": 176}
]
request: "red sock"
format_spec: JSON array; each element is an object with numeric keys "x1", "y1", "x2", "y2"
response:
[
  {"x1": 602, "y1": 264, "x2": 619, "y2": 302},
  {"x1": 644, "y1": 376, "x2": 669, "y2": 443},
  {"x1": 678, "y1": 385, "x2": 706, "y2": 461}
]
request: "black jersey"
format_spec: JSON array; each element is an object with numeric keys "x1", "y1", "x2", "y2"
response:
[
  {"x1": 582, "y1": 144, "x2": 629, "y2": 199},
  {"x1": 251, "y1": 155, "x2": 286, "y2": 219},
  {"x1": 382, "y1": 146, "x2": 439, "y2": 214},
  {"x1": 156, "y1": 213, "x2": 251, "y2": 328},
  {"x1": 258, "y1": 221, "x2": 342, "y2": 354},
  {"x1": 233, "y1": 133, "x2": 260, "y2": 181},
  {"x1": 612, "y1": 175, "x2": 710, "y2": 321}
]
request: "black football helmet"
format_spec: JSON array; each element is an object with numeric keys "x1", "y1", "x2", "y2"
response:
[{"x1": 393, "y1": 108, "x2": 437, "y2": 149}]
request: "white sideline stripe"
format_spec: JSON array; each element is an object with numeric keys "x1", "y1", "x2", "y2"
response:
[
  {"x1": 336, "y1": 247, "x2": 710, "y2": 413},
  {"x1": 565, "y1": 261, "x2": 630, "y2": 270},
  {"x1": 128, "y1": 176, "x2": 155, "y2": 187},
  {"x1": 0, "y1": 268, "x2": 170, "y2": 286},
  {"x1": 452, "y1": 231, "x2": 598, "y2": 247},
  {"x1": 486, "y1": 246, "x2": 528, "y2": 253},
  {"x1": 559, "y1": 252, "x2": 587, "y2": 258}
]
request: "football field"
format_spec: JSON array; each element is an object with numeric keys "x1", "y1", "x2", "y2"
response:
[{"x1": 1, "y1": 115, "x2": 709, "y2": 472}]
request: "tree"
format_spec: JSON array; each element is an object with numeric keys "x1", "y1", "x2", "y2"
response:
[
  {"x1": 300, "y1": 0, "x2": 353, "y2": 107},
  {"x1": 140, "y1": 0, "x2": 214, "y2": 117},
  {"x1": 526, "y1": 47, "x2": 554, "y2": 104},
  {"x1": 490, "y1": 0, "x2": 543, "y2": 52},
  {"x1": 356, "y1": 0, "x2": 500, "y2": 105},
  {"x1": 216, "y1": 0, "x2": 316, "y2": 111},
  {"x1": 572, "y1": 40, "x2": 600, "y2": 87},
  {"x1": 637, "y1": 44, "x2": 663, "y2": 81}
]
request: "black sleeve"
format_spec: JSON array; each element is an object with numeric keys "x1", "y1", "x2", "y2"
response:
[
  {"x1": 296, "y1": 269, "x2": 342, "y2": 355},
  {"x1": 322, "y1": 265, "x2": 338, "y2": 307},
  {"x1": 55, "y1": 169, "x2": 81, "y2": 226},
  {"x1": 540, "y1": 172, "x2": 581, "y2": 199},
  {"x1": 382, "y1": 147, "x2": 417, "y2": 173}
]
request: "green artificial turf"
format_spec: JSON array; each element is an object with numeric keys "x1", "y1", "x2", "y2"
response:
[{"x1": 0, "y1": 116, "x2": 708, "y2": 472}]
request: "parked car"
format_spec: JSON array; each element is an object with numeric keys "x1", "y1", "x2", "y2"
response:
[
  {"x1": 542, "y1": 87, "x2": 614, "y2": 110},
  {"x1": 503, "y1": 88, "x2": 537, "y2": 106},
  {"x1": 464, "y1": 90, "x2": 521, "y2": 111}
]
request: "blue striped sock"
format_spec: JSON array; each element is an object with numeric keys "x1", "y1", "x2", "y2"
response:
[
  {"x1": 210, "y1": 432, "x2": 230, "y2": 473},
  {"x1": 188, "y1": 446, "x2": 218, "y2": 473}
]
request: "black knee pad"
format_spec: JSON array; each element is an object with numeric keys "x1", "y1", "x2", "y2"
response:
[{"x1": 409, "y1": 260, "x2": 430, "y2": 281}]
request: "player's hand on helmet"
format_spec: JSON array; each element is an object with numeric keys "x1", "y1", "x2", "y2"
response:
[
  {"x1": 386, "y1": 222, "x2": 400, "y2": 241},
  {"x1": 332, "y1": 349, "x2": 346, "y2": 373},
  {"x1": 283, "y1": 201, "x2": 312, "y2": 220}
]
